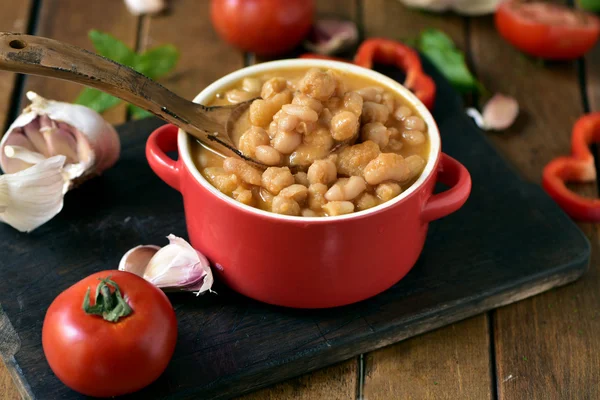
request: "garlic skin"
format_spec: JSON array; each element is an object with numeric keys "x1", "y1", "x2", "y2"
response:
[
  {"x1": 119, "y1": 235, "x2": 214, "y2": 295},
  {"x1": 124, "y1": 0, "x2": 166, "y2": 15},
  {"x1": 399, "y1": 0, "x2": 501, "y2": 15},
  {"x1": 0, "y1": 91, "x2": 120, "y2": 185},
  {"x1": 0, "y1": 92, "x2": 120, "y2": 232},
  {"x1": 0, "y1": 155, "x2": 68, "y2": 232}
]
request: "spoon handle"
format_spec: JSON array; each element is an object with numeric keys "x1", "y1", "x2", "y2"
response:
[{"x1": 0, "y1": 32, "x2": 197, "y2": 128}]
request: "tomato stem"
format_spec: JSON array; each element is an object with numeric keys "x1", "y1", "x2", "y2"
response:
[{"x1": 82, "y1": 277, "x2": 133, "y2": 322}]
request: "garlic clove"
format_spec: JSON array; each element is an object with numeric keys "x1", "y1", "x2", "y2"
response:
[
  {"x1": 124, "y1": 0, "x2": 166, "y2": 15},
  {"x1": 481, "y1": 94, "x2": 519, "y2": 131},
  {"x1": 118, "y1": 245, "x2": 160, "y2": 277},
  {"x1": 0, "y1": 155, "x2": 68, "y2": 232},
  {"x1": 304, "y1": 19, "x2": 359, "y2": 55},
  {"x1": 466, "y1": 94, "x2": 519, "y2": 131},
  {"x1": 119, "y1": 235, "x2": 214, "y2": 295}
]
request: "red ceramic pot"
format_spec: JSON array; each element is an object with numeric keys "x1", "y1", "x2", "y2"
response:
[{"x1": 146, "y1": 59, "x2": 471, "y2": 308}]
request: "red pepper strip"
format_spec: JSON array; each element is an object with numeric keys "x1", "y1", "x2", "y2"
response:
[
  {"x1": 299, "y1": 53, "x2": 351, "y2": 63},
  {"x1": 353, "y1": 38, "x2": 436, "y2": 110},
  {"x1": 542, "y1": 112, "x2": 600, "y2": 221}
]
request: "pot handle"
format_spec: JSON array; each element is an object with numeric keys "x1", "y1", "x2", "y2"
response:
[
  {"x1": 146, "y1": 124, "x2": 181, "y2": 192},
  {"x1": 422, "y1": 153, "x2": 471, "y2": 222}
]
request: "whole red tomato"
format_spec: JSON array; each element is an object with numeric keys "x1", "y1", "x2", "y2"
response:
[
  {"x1": 42, "y1": 270, "x2": 178, "y2": 397},
  {"x1": 495, "y1": 0, "x2": 600, "y2": 60},
  {"x1": 210, "y1": 0, "x2": 315, "y2": 56}
]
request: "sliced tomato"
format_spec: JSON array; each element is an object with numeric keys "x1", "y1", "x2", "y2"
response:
[{"x1": 495, "y1": 1, "x2": 600, "y2": 60}]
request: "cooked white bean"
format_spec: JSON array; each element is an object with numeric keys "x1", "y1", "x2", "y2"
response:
[
  {"x1": 238, "y1": 126, "x2": 269, "y2": 157},
  {"x1": 308, "y1": 183, "x2": 328, "y2": 211},
  {"x1": 279, "y1": 184, "x2": 308, "y2": 203},
  {"x1": 226, "y1": 89, "x2": 255, "y2": 104},
  {"x1": 402, "y1": 130, "x2": 426, "y2": 146},
  {"x1": 405, "y1": 155, "x2": 426, "y2": 180},
  {"x1": 331, "y1": 111, "x2": 359, "y2": 141},
  {"x1": 394, "y1": 105, "x2": 412, "y2": 121},
  {"x1": 272, "y1": 131, "x2": 302, "y2": 154},
  {"x1": 261, "y1": 77, "x2": 287, "y2": 99},
  {"x1": 281, "y1": 104, "x2": 319, "y2": 122},
  {"x1": 363, "y1": 153, "x2": 411, "y2": 185},
  {"x1": 356, "y1": 86, "x2": 383, "y2": 102},
  {"x1": 294, "y1": 172, "x2": 310, "y2": 186},
  {"x1": 261, "y1": 167, "x2": 294, "y2": 195},
  {"x1": 255, "y1": 145, "x2": 282, "y2": 166},
  {"x1": 299, "y1": 68, "x2": 336, "y2": 101},
  {"x1": 271, "y1": 195, "x2": 301, "y2": 216},
  {"x1": 343, "y1": 92, "x2": 363, "y2": 116},
  {"x1": 375, "y1": 182, "x2": 402, "y2": 201},
  {"x1": 277, "y1": 113, "x2": 300, "y2": 132},
  {"x1": 360, "y1": 122, "x2": 390, "y2": 150},
  {"x1": 322, "y1": 201, "x2": 354, "y2": 216},
  {"x1": 232, "y1": 185, "x2": 255, "y2": 205},
  {"x1": 382, "y1": 92, "x2": 395, "y2": 113},
  {"x1": 292, "y1": 94, "x2": 323, "y2": 113},
  {"x1": 223, "y1": 157, "x2": 263, "y2": 186},
  {"x1": 242, "y1": 77, "x2": 262, "y2": 94},
  {"x1": 355, "y1": 192, "x2": 378, "y2": 211},
  {"x1": 362, "y1": 101, "x2": 390, "y2": 124},
  {"x1": 325, "y1": 176, "x2": 366, "y2": 201},
  {"x1": 307, "y1": 159, "x2": 337, "y2": 185},
  {"x1": 404, "y1": 115, "x2": 426, "y2": 131}
]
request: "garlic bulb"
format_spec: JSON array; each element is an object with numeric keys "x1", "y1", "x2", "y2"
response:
[
  {"x1": 124, "y1": 0, "x2": 166, "y2": 15},
  {"x1": 119, "y1": 234, "x2": 214, "y2": 295},
  {"x1": 0, "y1": 91, "x2": 120, "y2": 232},
  {"x1": 399, "y1": 0, "x2": 502, "y2": 15}
]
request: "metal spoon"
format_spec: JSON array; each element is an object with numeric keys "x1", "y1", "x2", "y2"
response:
[{"x1": 0, "y1": 32, "x2": 268, "y2": 169}]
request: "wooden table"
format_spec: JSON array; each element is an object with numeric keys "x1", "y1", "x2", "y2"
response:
[{"x1": 1, "y1": 1, "x2": 599, "y2": 399}]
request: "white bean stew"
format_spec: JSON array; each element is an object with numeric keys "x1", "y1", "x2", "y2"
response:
[{"x1": 192, "y1": 67, "x2": 430, "y2": 217}]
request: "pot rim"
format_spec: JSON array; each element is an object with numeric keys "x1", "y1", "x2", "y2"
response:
[{"x1": 178, "y1": 59, "x2": 441, "y2": 223}]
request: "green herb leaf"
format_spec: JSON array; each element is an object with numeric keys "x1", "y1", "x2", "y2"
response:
[
  {"x1": 129, "y1": 104, "x2": 154, "y2": 120},
  {"x1": 416, "y1": 28, "x2": 483, "y2": 94},
  {"x1": 88, "y1": 30, "x2": 137, "y2": 67},
  {"x1": 75, "y1": 88, "x2": 122, "y2": 113},
  {"x1": 577, "y1": 0, "x2": 600, "y2": 12},
  {"x1": 136, "y1": 45, "x2": 179, "y2": 79}
]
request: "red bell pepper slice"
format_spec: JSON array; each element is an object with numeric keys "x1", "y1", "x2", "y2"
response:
[
  {"x1": 542, "y1": 112, "x2": 600, "y2": 221},
  {"x1": 300, "y1": 38, "x2": 436, "y2": 110},
  {"x1": 353, "y1": 38, "x2": 436, "y2": 110}
]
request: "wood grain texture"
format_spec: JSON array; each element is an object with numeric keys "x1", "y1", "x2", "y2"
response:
[
  {"x1": 471, "y1": 4, "x2": 600, "y2": 398},
  {"x1": 364, "y1": 316, "x2": 491, "y2": 400},
  {"x1": 361, "y1": 3, "x2": 492, "y2": 399},
  {"x1": 21, "y1": 0, "x2": 137, "y2": 125},
  {"x1": 237, "y1": 360, "x2": 357, "y2": 400},
  {"x1": 0, "y1": 362, "x2": 19, "y2": 400},
  {"x1": 0, "y1": 2, "x2": 32, "y2": 399},
  {"x1": 0, "y1": 0, "x2": 31, "y2": 130},
  {"x1": 138, "y1": 0, "x2": 243, "y2": 100}
]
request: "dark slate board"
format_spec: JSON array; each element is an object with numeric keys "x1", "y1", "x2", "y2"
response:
[{"x1": 0, "y1": 57, "x2": 590, "y2": 400}]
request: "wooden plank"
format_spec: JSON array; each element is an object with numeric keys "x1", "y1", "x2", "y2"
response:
[
  {"x1": 0, "y1": 0, "x2": 32, "y2": 130},
  {"x1": 237, "y1": 361, "x2": 357, "y2": 400},
  {"x1": 364, "y1": 316, "x2": 491, "y2": 400},
  {"x1": 21, "y1": 0, "x2": 138, "y2": 125},
  {"x1": 138, "y1": 0, "x2": 243, "y2": 101},
  {"x1": 470, "y1": 3, "x2": 600, "y2": 398},
  {"x1": 0, "y1": 2, "x2": 33, "y2": 399},
  {"x1": 361, "y1": 2, "x2": 492, "y2": 399}
]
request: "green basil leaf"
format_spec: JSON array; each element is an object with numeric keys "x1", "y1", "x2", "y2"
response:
[
  {"x1": 135, "y1": 45, "x2": 179, "y2": 79},
  {"x1": 88, "y1": 30, "x2": 137, "y2": 67},
  {"x1": 577, "y1": 0, "x2": 600, "y2": 12},
  {"x1": 75, "y1": 88, "x2": 122, "y2": 113},
  {"x1": 129, "y1": 104, "x2": 154, "y2": 120},
  {"x1": 417, "y1": 28, "x2": 482, "y2": 94}
]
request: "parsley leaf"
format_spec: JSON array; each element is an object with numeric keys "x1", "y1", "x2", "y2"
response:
[
  {"x1": 416, "y1": 28, "x2": 483, "y2": 94},
  {"x1": 75, "y1": 88, "x2": 122, "y2": 114},
  {"x1": 76, "y1": 30, "x2": 179, "y2": 119}
]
